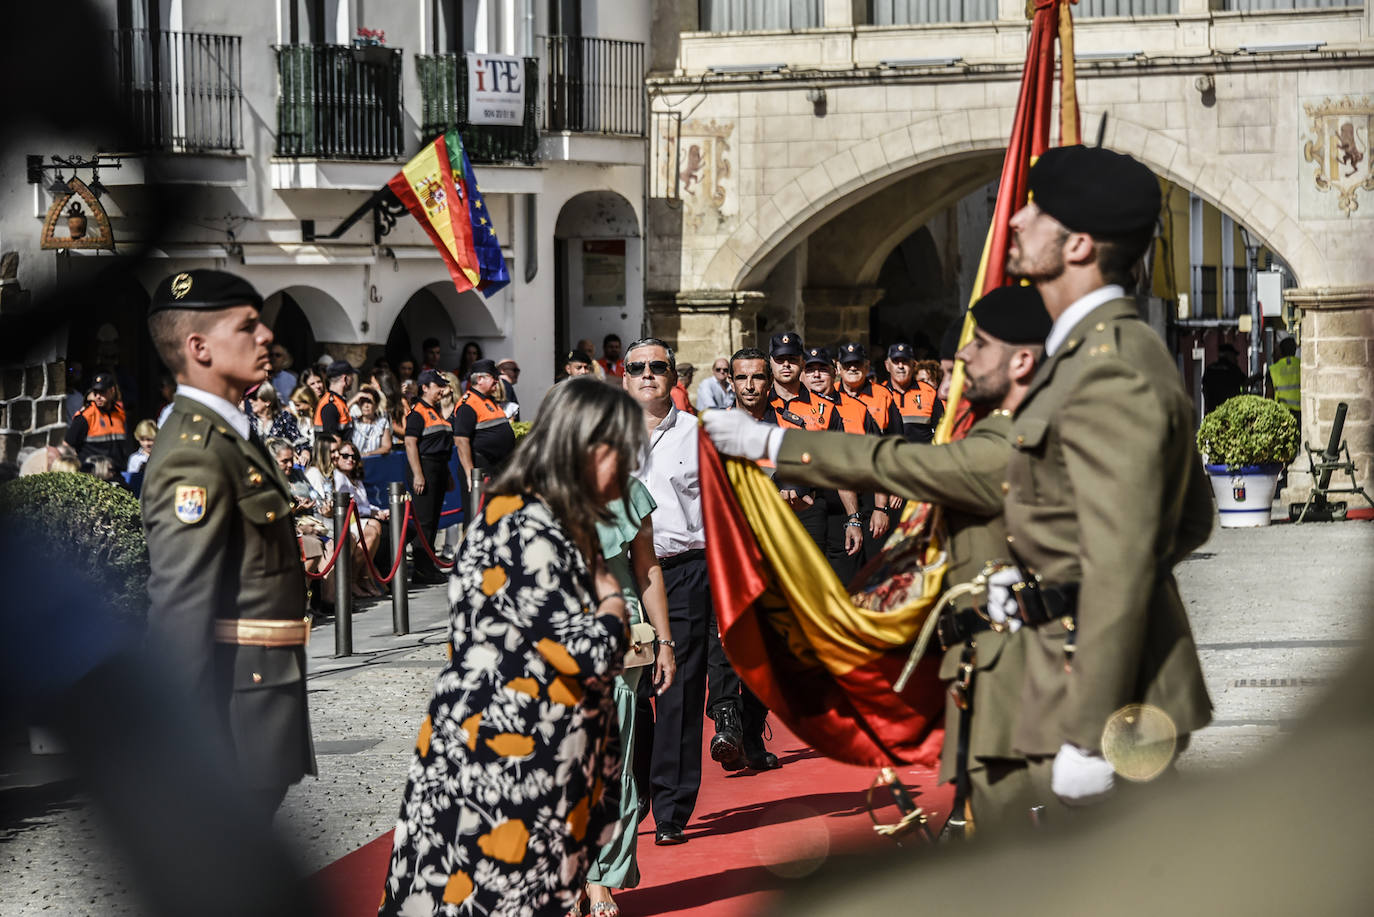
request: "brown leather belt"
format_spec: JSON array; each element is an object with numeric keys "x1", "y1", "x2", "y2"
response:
[{"x1": 214, "y1": 617, "x2": 312, "y2": 647}]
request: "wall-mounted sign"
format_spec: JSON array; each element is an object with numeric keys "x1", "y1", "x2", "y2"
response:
[
  {"x1": 583, "y1": 240, "x2": 626, "y2": 307},
  {"x1": 466, "y1": 52, "x2": 525, "y2": 127},
  {"x1": 40, "y1": 178, "x2": 113, "y2": 250}
]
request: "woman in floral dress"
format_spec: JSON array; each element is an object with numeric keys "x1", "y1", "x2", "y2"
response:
[{"x1": 380, "y1": 378, "x2": 647, "y2": 917}]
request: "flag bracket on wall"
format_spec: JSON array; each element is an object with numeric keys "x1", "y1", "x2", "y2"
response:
[{"x1": 299, "y1": 186, "x2": 410, "y2": 246}]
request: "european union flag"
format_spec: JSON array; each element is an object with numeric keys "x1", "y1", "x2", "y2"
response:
[{"x1": 450, "y1": 132, "x2": 510, "y2": 297}]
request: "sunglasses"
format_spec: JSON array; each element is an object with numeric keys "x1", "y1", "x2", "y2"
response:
[
  {"x1": 626, "y1": 360, "x2": 671, "y2": 377},
  {"x1": 337, "y1": 452, "x2": 358, "y2": 460}
]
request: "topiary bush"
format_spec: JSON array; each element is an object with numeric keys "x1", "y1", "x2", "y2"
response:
[
  {"x1": 0, "y1": 472, "x2": 149, "y2": 623},
  {"x1": 1196, "y1": 394, "x2": 1300, "y2": 470}
]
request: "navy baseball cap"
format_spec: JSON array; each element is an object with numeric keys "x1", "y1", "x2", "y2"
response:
[
  {"x1": 468, "y1": 359, "x2": 498, "y2": 378},
  {"x1": 837, "y1": 341, "x2": 866, "y2": 364},
  {"x1": 770, "y1": 332, "x2": 803, "y2": 358},
  {"x1": 326, "y1": 360, "x2": 356, "y2": 379},
  {"x1": 417, "y1": 369, "x2": 449, "y2": 387},
  {"x1": 803, "y1": 346, "x2": 832, "y2": 367},
  {"x1": 89, "y1": 372, "x2": 116, "y2": 392},
  {"x1": 887, "y1": 342, "x2": 914, "y2": 361}
]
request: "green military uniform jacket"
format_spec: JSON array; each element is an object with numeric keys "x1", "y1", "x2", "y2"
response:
[
  {"x1": 142, "y1": 395, "x2": 316, "y2": 789},
  {"x1": 1006, "y1": 296, "x2": 1214, "y2": 756},
  {"x1": 774, "y1": 412, "x2": 1024, "y2": 782}
]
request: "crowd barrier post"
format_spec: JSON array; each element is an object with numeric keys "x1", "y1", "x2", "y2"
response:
[
  {"x1": 333, "y1": 500, "x2": 353, "y2": 657},
  {"x1": 467, "y1": 468, "x2": 483, "y2": 541},
  {"x1": 389, "y1": 482, "x2": 410, "y2": 635}
]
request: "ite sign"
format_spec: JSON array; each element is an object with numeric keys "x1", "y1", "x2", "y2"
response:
[{"x1": 466, "y1": 52, "x2": 525, "y2": 126}]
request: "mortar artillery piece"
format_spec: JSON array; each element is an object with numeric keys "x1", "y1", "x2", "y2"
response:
[{"x1": 1290, "y1": 402, "x2": 1374, "y2": 523}]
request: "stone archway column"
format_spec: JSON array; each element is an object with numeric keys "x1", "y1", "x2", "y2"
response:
[
  {"x1": 1282, "y1": 285, "x2": 1374, "y2": 508},
  {"x1": 801, "y1": 287, "x2": 885, "y2": 350},
  {"x1": 645, "y1": 290, "x2": 768, "y2": 369},
  {"x1": 316, "y1": 342, "x2": 371, "y2": 371}
]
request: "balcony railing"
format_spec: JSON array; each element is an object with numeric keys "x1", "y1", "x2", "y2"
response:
[
  {"x1": 416, "y1": 53, "x2": 540, "y2": 164},
  {"x1": 543, "y1": 36, "x2": 645, "y2": 136},
  {"x1": 111, "y1": 29, "x2": 243, "y2": 153},
  {"x1": 1222, "y1": 0, "x2": 1356, "y2": 8},
  {"x1": 871, "y1": 0, "x2": 997, "y2": 23},
  {"x1": 1076, "y1": 0, "x2": 1179, "y2": 15},
  {"x1": 275, "y1": 44, "x2": 405, "y2": 159}
]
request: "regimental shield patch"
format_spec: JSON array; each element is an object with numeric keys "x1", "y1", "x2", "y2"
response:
[{"x1": 174, "y1": 485, "x2": 207, "y2": 524}]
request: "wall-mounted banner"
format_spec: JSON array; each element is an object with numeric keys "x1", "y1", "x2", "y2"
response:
[{"x1": 466, "y1": 52, "x2": 525, "y2": 126}]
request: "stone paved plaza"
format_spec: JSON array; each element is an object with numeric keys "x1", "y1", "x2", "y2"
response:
[{"x1": 2, "y1": 519, "x2": 1372, "y2": 915}]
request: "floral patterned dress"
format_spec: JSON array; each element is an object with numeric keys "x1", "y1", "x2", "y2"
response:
[{"x1": 380, "y1": 494, "x2": 627, "y2": 917}]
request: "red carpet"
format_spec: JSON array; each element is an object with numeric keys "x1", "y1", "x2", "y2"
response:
[{"x1": 312, "y1": 720, "x2": 951, "y2": 916}]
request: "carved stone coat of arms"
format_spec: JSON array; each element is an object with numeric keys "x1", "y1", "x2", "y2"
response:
[{"x1": 1302, "y1": 96, "x2": 1374, "y2": 217}]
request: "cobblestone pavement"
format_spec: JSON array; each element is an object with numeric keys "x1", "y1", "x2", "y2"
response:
[{"x1": 3, "y1": 521, "x2": 1372, "y2": 915}]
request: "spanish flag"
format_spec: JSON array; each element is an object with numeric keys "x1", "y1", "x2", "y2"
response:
[
  {"x1": 388, "y1": 131, "x2": 510, "y2": 297},
  {"x1": 703, "y1": 0, "x2": 1081, "y2": 767}
]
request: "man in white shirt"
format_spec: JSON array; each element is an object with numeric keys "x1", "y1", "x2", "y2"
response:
[
  {"x1": 695, "y1": 357, "x2": 734, "y2": 411},
  {"x1": 622, "y1": 336, "x2": 712, "y2": 847}
]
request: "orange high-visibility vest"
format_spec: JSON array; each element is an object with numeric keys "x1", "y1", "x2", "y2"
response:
[
  {"x1": 769, "y1": 388, "x2": 836, "y2": 432},
  {"x1": 313, "y1": 391, "x2": 352, "y2": 437},
  {"x1": 78, "y1": 402, "x2": 127, "y2": 443},
  {"x1": 408, "y1": 400, "x2": 453, "y2": 457}
]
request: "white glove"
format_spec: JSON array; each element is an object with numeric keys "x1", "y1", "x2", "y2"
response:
[
  {"x1": 1051, "y1": 743, "x2": 1116, "y2": 806},
  {"x1": 984, "y1": 567, "x2": 1023, "y2": 633},
  {"x1": 701, "y1": 409, "x2": 784, "y2": 463}
]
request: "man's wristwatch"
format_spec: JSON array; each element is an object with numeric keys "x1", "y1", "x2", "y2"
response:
[{"x1": 656, "y1": 638, "x2": 677, "y2": 649}]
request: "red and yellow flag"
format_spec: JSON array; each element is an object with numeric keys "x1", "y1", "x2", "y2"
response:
[{"x1": 703, "y1": 0, "x2": 1081, "y2": 768}]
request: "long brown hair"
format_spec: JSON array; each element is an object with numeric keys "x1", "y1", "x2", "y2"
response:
[{"x1": 487, "y1": 377, "x2": 646, "y2": 555}]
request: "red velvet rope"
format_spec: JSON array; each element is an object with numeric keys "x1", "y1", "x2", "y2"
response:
[
  {"x1": 409, "y1": 506, "x2": 456, "y2": 570},
  {"x1": 300, "y1": 500, "x2": 359, "y2": 580},
  {"x1": 351, "y1": 500, "x2": 414, "y2": 584}
]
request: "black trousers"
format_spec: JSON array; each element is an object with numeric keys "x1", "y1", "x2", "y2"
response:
[
  {"x1": 822, "y1": 490, "x2": 861, "y2": 587},
  {"x1": 707, "y1": 604, "x2": 767, "y2": 733},
  {"x1": 406, "y1": 456, "x2": 449, "y2": 578},
  {"x1": 637, "y1": 552, "x2": 710, "y2": 828}
]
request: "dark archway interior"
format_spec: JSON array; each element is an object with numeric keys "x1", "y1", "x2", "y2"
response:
[
  {"x1": 270, "y1": 293, "x2": 317, "y2": 374},
  {"x1": 869, "y1": 227, "x2": 959, "y2": 359}
]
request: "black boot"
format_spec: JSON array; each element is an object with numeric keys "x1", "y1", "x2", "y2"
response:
[
  {"x1": 741, "y1": 707, "x2": 781, "y2": 771},
  {"x1": 709, "y1": 704, "x2": 744, "y2": 768}
]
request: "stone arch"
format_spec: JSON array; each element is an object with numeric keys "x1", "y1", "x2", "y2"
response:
[
  {"x1": 705, "y1": 108, "x2": 1322, "y2": 291},
  {"x1": 261, "y1": 284, "x2": 354, "y2": 342}
]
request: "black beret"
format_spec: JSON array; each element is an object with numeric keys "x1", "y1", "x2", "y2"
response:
[
  {"x1": 837, "y1": 341, "x2": 866, "y2": 363},
  {"x1": 1028, "y1": 145, "x2": 1161, "y2": 237},
  {"x1": 803, "y1": 346, "x2": 831, "y2": 366},
  {"x1": 770, "y1": 331, "x2": 803, "y2": 357},
  {"x1": 887, "y1": 342, "x2": 914, "y2": 361},
  {"x1": 970, "y1": 285, "x2": 1052, "y2": 346},
  {"x1": 566, "y1": 349, "x2": 592, "y2": 365},
  {"x1": 149, "y1": 269, "x2": 262, "y2": 315},
  {"x1": 468, "y1": 359, "x2": 498, "y2": 378},
  {"x1": 326, "y1": 360, "x2": 356, "y2": 379},
  {"x1": 939, "y1": 321, "x2": 963, "y2": 361}
]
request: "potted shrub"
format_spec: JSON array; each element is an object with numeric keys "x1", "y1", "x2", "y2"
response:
[
  {"x1": 0, "y1": 472, "x2": 149, "y2": 753},
  {"x1": 1196, "y1": 394, "x2": 1300, "y2": 528}
]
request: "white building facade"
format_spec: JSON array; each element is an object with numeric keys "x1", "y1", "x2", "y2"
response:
[{"x1": 0, "y1": 0, "x2": 650, "y2": 455}]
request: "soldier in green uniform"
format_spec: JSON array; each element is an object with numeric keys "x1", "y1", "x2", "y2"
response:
[
  {"x1": 987, "y1": 145, "x2": 1213, "y2": 807},
  {"x1": 702, "y1": 286, "x2": 1052, "y2": 833},
  {"x1": 142, "y1": 269, "x2": 316, "y2": 817}
]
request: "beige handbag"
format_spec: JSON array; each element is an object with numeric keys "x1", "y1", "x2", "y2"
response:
[{"x1": 624, "y1": 621, "x2": 658, "y2": 668}]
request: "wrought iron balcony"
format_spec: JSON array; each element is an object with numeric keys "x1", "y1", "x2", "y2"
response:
[
  {"x1": 111, "y1": 29, "x2": 243, "y2": 153},
  {"x1": 416, "y1": 53, "x2": 540, "y2": 164},
  {"x1": 275, "y1": 44, "x2": 405, "y2": 159},
  {"x1": 543, "y1": 36, "x2": 645, "y2": 137}
]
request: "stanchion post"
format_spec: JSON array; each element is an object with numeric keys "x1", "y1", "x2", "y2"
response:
[
  {"x1": 468, "y1": 468, "x2": 483, "y2": 537},
  {"x1": 333, "y1": 500, "x2": 353, "y2": 657},
  {"x1": 389, "y1": 482, "x2": 409, "y2": 635}
]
